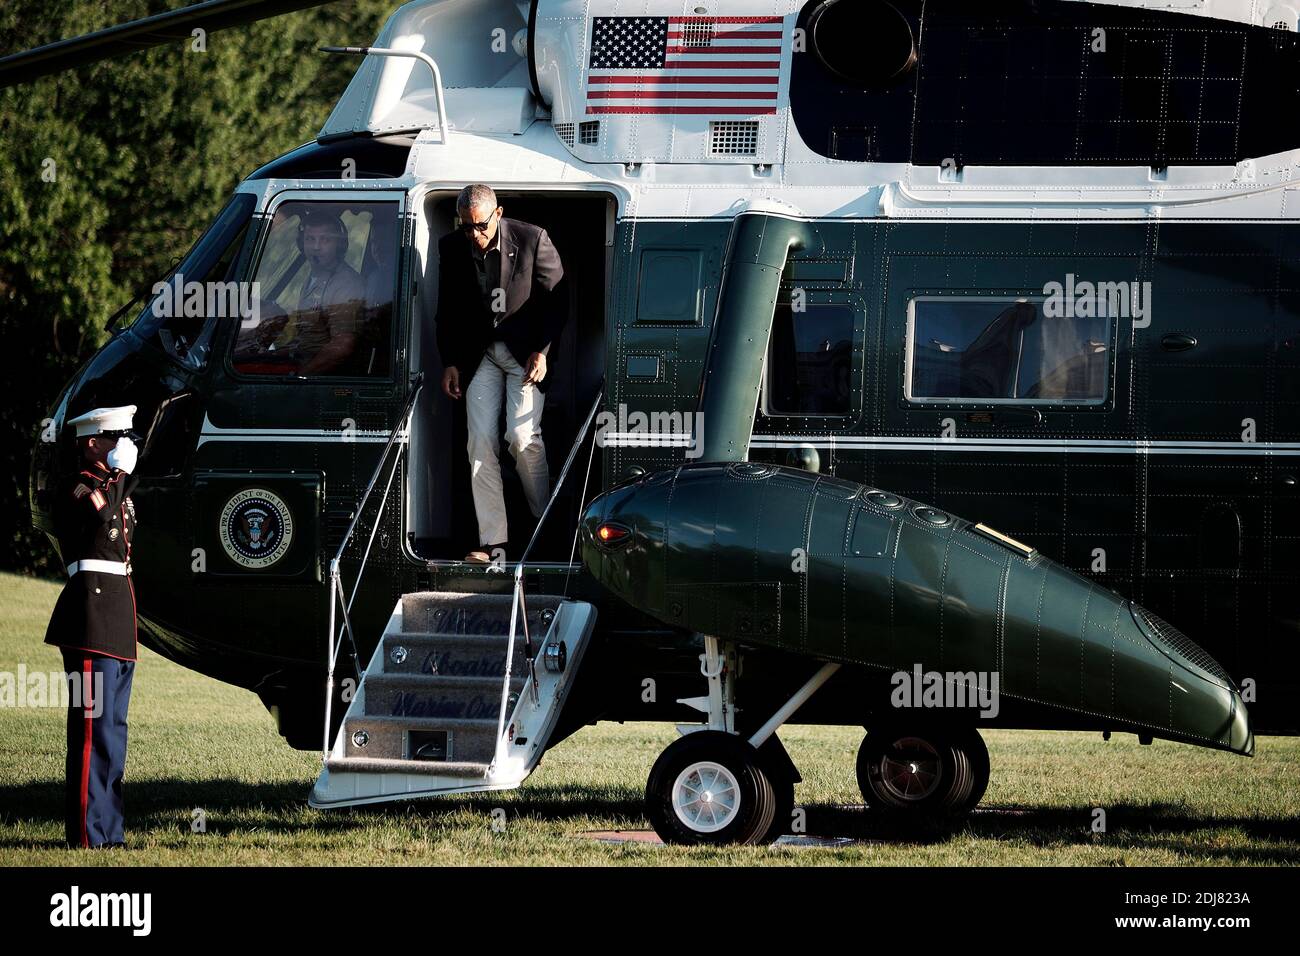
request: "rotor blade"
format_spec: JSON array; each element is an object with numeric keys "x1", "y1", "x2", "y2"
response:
[{"x1": 0, "y1": 0, "x2": 342, "y2": 88}]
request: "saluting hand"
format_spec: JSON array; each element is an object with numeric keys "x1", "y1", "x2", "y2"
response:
[{"x1": 106, "y1": 437, "x2": 137, "y2": 475}]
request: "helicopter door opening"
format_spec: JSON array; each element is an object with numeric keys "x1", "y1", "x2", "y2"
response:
[{"x1": 407, "y1": 190, "x2": 613, "y2": 564}]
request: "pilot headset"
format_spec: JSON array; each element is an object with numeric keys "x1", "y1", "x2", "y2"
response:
[{"x1": 297, "y1": 213, "x2": 350, "y2": 254}]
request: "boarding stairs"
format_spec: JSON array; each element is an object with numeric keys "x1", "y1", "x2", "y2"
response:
[
  {"x1": 310, "y1": 591, "x2": 595, "y2": 808},
  {"x1": 309, "y1": 377, "x2": 604, "y2": 809}
]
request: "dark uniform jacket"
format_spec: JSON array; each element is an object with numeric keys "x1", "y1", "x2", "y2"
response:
[
  {"x1": 44, "y1": 462, "x2": 139, "y2": 661},
  {"x1": 434, "y1": 216, "x2": 567, "y2": 392}
]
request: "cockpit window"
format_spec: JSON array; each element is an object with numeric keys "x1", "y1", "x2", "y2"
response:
[
  {"x1": 232, "y1": 200, "x2": 399, "y2": 378},
  {"x1": 131, "y1": 192, "x2": 256, "y2": 370},
  {"x1": 906, "y1": 297, "x2": 1111, "y2": 404}
]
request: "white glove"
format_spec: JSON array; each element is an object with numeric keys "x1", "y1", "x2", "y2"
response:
[{"x1": 106, "y1": 436, "x2": 138, "y2": 474}]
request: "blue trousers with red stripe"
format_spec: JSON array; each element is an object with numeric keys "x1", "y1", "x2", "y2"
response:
[{"x1": 61, "y1": 649, "x2": 133, "y2": 848}]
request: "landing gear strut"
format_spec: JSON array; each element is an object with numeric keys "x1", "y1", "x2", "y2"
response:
[{"x1": 644, "y1": 635, "x2": 839, "y2": 846}]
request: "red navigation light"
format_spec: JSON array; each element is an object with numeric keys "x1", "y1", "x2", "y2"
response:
[{"x1": 596, "y1": 523, "x2": 631, "y2": 545}]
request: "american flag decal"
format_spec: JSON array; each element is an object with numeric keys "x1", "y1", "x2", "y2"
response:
[{"x1": 586, "y1": 15, "x2": 784, "y2": 115}]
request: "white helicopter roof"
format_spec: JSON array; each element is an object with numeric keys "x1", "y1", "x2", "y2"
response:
[
  {"x1": 319, "y1": 0, "x2": 1296, "y2": 144},
  {"x1": 308, "y1": 0, "x2": 1300, "y2": 222}
]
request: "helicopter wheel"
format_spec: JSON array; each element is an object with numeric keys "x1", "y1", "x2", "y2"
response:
[
  {"x1": 646, "y1": 731, "x2": 777, "y2": 845},
  {"x1": 951, "y1": 726, "x2": 990, "y2": 811},
  {"x1": 855, "y1": 725, "x2": 976, "y2": 817},
  {"x1": 756, "y1": 741, "x2": 797, "y2": 844}
]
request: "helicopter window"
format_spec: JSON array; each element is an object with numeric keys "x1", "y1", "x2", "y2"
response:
[
  {"x1": 232, "y1": 200, "x2": 398, "y2": 378},
  {"x1": 765, "y1": 300, "x2": 854, "y2": 415},
  {"x1": 636, "y1": 249, "x2": 704, "y2": 324},
  {"x1": 131, "y1": 192, "x2": 256, "y2": 370},
  {"x1": 906, "y1": 298, "x2": 1111, "y2": 404}
]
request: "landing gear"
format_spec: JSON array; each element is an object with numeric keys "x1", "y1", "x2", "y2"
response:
[
  {"x1": 645, "y1": 731, "x2": 776, "y2": 845},
  {"x1": 856, "y1": 725, "x2": 989, "y2": 816},
  {"x1": 954, "y1": 726, "x2": 990, "y2": 810},
  {"x1": 755, "y1": 739, "x2": 797, "y2": 843},
  {"x1": 644, "y1": 635, "x2": 840, "y2": 846}
]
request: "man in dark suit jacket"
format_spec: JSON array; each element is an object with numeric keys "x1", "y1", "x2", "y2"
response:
[{"x1": 435, "y1": 184, "x2": 565, "y2": 562}]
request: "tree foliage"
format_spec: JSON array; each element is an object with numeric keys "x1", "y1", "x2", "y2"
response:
[{"x1": 0, "y1": 0, "x2": 395, "y2": 574}]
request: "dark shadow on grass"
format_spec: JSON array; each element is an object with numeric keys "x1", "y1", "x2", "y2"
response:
[
  {"x1": 337, "y1": 791, "x2": 1300, "y2": 862},
  {"x1": 3, "y1": 778, "x2": 1298, "y2": 862},
  {"x1": 341, "y1": 782, "x2": 648, "y2": 828},
  {"x1": 0, "y1": 778, "x2": 314, "y2": 848},
  {"x1": 755, "y1": 803, "x2": 1300, "y2": 862},
  {"x1": 960, "y1": 802, "x2": 1300, "y2": 863},
  {"x1": 0, "y1": 777, "x2": 648, "y2": 847}
]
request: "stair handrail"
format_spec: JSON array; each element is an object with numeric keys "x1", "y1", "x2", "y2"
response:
[
  {"x1": 493, "y1": 385, "x2": 605, "y2": 764},
  {"x1": 519, "y1": 384, "x2": 605, "y2": 568},
  {"x1": 322, "y1": 375, "x2": 425, "y2": 758}
]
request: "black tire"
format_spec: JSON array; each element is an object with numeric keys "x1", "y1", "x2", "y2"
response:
[
  {"x1": 646, "y1": 731, "x2": 777, "y2": 845},
  {"x1": 758, "y1": 755, "x2": 796, "y2": 844},
  {"x1": 856, "y1": 726, "x2": 975, "y2": 816},
  {"x1": 953, "y1": 727, "x2": 990, "y2": 810},
  {"x1": 740, "y1": 730, "x2": 800, "y2": 844}
]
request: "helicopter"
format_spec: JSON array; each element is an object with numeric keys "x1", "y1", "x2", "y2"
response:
[{"x1": 11, "y1": 0, "x2": 1298, "y2": 845}]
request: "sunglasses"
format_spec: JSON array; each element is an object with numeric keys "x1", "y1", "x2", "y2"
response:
[{"x1": 460, "y1": 210, "x2": 498, "y2": 234}]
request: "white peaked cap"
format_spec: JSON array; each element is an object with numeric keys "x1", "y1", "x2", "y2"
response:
[{"x1": 67, "y1": 405, "x2": 137, "y2": 438}]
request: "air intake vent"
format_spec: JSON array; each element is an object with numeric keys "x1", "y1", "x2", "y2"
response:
[
  {"x1": 1133, "y1": 606, "x2": 1232, "y2": 685},
  {"x1": 1265, "y1": 4, "x2": 1298, "y2": 30},
  {"x1": 710, "y1": 120, "x2": 759, "y2": 155},
  {"x1": 555, "y1": 122, "x2": 575, "y2": 147},
  {"x1": 680, "y1": 17, "x2": 716, "y2": 47},
  {"x1": 579, "y1": 120, "x2": 600, "y2": 145}
]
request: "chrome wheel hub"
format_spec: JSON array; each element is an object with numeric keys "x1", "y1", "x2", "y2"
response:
[
  {"x1": 671, "y1": 760, "x2": 741, "y2": 833},
  {"x1": 879, "y1": 736, "x2": 943, "y2": 801}
]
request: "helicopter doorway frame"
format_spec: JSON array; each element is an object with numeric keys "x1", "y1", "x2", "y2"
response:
[{"x1": 403, "y1": 186, "x2": 617, "y2": 571}]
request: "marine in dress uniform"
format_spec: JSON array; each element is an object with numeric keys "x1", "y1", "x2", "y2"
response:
[{"x1": 43, "y1": 405, "x2": 141, "y2": 849}]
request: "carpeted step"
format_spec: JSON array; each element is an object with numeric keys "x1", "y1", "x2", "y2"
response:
[
  {"x1": 325, "y1": 756, "x2": 490, "y2": 778},
  {"x1": 361, "y1": 673, "x2": 525, "y2": 723},
  {"x1": 400, "y1": 591, "x2": 561, "y2": 636},
  {"x1": 379, "y1": 632, "x2": 530, "y2": 678},
  {"x1": 341, "y1": 714, "x2": 502, "y2": 764}
]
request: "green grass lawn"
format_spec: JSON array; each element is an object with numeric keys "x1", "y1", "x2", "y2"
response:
[{"x1": 1, "y1": 570, "x2": 1296, "y2": 865}]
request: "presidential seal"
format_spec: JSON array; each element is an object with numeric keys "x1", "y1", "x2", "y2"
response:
[{"x1": 218, "y1": 487, "x2": 293, "y2": 569}]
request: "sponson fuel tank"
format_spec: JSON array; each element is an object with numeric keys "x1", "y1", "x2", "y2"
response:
[{"x1": 581, "y1": 462, "x2": 1254, "y2": 756}]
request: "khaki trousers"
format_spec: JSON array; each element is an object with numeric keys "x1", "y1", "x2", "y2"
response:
[{"x1": 465, "y1": 341, "x2": 549, "y2": 546}]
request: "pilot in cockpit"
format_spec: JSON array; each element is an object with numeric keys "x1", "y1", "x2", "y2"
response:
[{"x1": 237, "y1": 210, "x2": 365, "y2": 375}]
